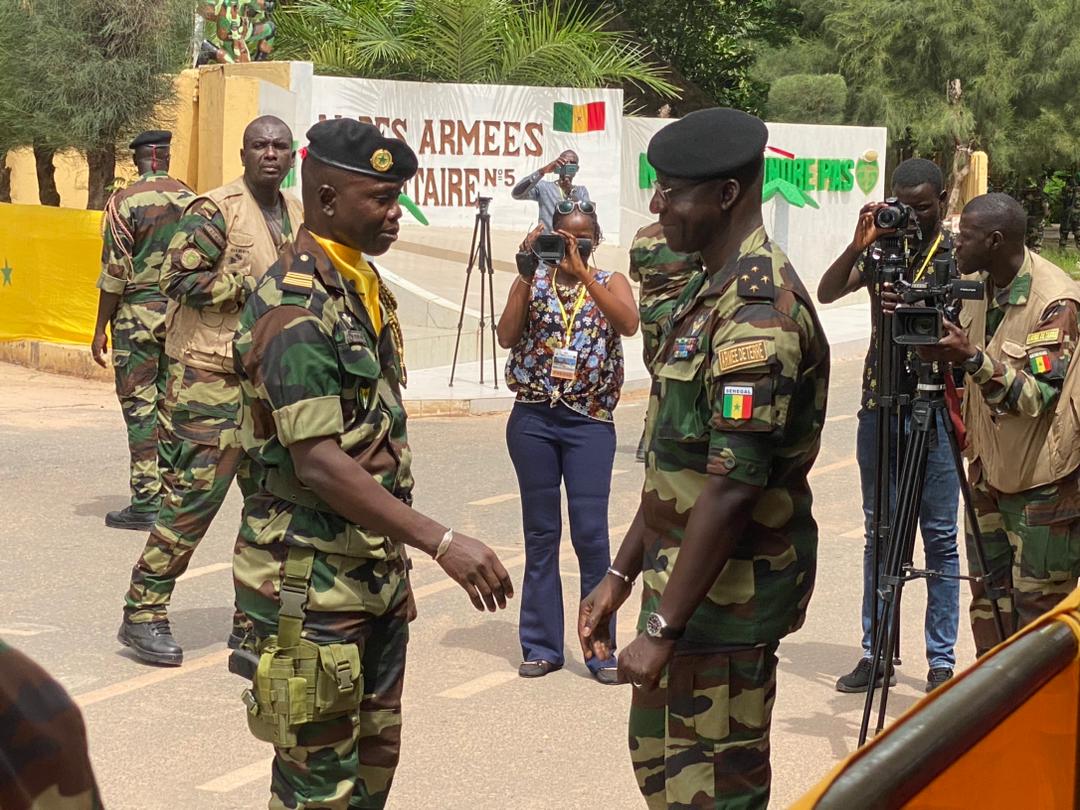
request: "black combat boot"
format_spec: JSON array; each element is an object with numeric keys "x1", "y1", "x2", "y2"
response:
[
  {"x1": 118, "y1": 618, "x2": 183, "y2": 666},
  {"x1": 105, "y1": 506, "x2": 157, "y2": 531}
]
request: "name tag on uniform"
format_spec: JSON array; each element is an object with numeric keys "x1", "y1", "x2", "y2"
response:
[
  {"x1": 344, "y1": 329, "x2": 367, "y2": 345},
  {"x1": 673, "y1": 337, "x2": 699, "y2": 359},
  {"x1": 551, "y1": 348, "x2": 579, "y2": 380}
]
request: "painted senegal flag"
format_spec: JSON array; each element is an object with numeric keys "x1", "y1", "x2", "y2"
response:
[
  {"x1": 722, "y1": 385, "x2": 754, "y2": 420},
  {"x1": 553, "y1": 101, "x2": 606, "y2": 133}
]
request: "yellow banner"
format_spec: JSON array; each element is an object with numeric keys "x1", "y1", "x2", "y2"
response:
[{"x1": 0, "y1": 202, "x2": 103, "y2": 345}]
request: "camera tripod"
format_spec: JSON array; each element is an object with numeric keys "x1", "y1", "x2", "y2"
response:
[
  {"x1": 449, "y1": 197, "x2": 499, "y2": 388},
  {"x1": 858, "y1": 333, "x2": 1006, "y2": 747}
]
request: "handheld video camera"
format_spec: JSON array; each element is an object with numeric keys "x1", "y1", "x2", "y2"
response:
[{"x1": 892, "y1": 255, "x2": 984, "y2": 346}]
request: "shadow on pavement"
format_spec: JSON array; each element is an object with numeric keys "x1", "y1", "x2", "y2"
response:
[
  {"x1": 169, "y1": 605, "x2": 236, "y2": 653},
  {"x1": 73, "y1": 495, "x2": 130, "y2": 519},
  {"x1": 440, "y1": 618, "x2": 520, "y2": 666}
]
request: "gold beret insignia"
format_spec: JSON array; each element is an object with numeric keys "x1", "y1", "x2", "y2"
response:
[{"x1": 371, "y1": 149, "x2": 393, "y2": 173}]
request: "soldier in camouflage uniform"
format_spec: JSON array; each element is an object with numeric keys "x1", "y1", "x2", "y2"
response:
[
  {"x1": 231, "y1": 118, "x2": 513, "y2": 809},
  {"x1": 1021, "y1": 181, "x2": 1049, "y2": 253},
  {"x1": 628, "y1": 221, "x2": 701, "y2": 460},
  {"x1": 579, "y1": 109, "x2": 829, "y2": 809},
  {"x1": 1059, "y1": 173, "x2": 1080, "y2": 250},
  {"x1": 118, "y1": 116, "x2": 303, "y2": 666},
  {"x1": 922, "y1": 193, "x2": 1080, "y2": 658},
  {"x1": 92, "y1": 130, "x2": 193, "y2": 531},
  {"x1": 0, "y1": 639, "x2": 103, "y2": 809}
]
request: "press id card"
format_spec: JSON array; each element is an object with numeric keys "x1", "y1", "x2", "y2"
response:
[{"x1": 551, "y1": 347, "x2": 579, "y2": 380}]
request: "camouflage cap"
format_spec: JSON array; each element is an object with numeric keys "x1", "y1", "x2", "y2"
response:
[{"x1": 304, "y1": 118, "x2": 418, "y2": 182}]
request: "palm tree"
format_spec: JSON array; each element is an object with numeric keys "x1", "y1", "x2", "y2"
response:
[{"x1": 274, "y1": 0, "x2": 678, "y2": 99}]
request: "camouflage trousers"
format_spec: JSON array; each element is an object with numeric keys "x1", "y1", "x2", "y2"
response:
[
  {"x1": 1025, "y1": 216, "x2": 1045, "y2": 253},
  {"x1": 111, "y1": 298, "x2": 169, "y2": 513},
  {"x1": 628, "y1": 642, "x2": 779, "y2": 810},
  {"x1": 966, "y1": 462, "x2": 1080, "y2": 657},
  {"x1": 1060, "y1": 212, "x2": 1080, "y2": 249},
  {"x1": 125, "y1": 361, "x2": 254, "y2": 623},
  {"x1": 234, "y1": 537, "x2": 411, "y2": 809}
]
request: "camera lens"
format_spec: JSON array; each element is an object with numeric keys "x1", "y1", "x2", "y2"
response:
[{"x1": 876, "y1": 207, "x2": 901, "y2": 229}]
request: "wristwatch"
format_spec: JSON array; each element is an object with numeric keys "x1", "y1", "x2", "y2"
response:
[
  {"x1": 645, "y1": 612, "x2": 683, "y2": 641},
  {"x1": 962, "y1": 349, "x2": 984, "y2": 375}
]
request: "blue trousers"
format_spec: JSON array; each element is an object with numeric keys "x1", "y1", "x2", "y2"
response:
[
  {"x1": 506, "y1": 402, "x2": 617, "y2": 672},
  {"x1": 857, "y1": 407, "x2": 960, "y2": 669}
]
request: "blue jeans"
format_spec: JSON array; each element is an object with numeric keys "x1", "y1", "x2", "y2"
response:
[
  {"x1": 506, "y1": 402, "x2": 617, "y2": 672},
  {"x1": 856, "y1": 407, "x2": 960, "y2": 669}
]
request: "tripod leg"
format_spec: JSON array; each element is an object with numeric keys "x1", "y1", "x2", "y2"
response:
[
  {"x1": 940, "y1": 412, "x2": 1008, "y2": 645},
  {"x1": 450, "y1": 214, "x2": 482, "y2": 387},
  {"x1": 485, "y1": 219, "x2": 499, "y2": 389},
  {"x1": 478, "y1": 224, "x2": 487, "y2": 386}
]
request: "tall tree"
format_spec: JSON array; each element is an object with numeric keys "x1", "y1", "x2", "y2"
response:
[
  {"x1": 0, "y1": 0, "x2": 192, "y2": 208},
  {"x1": 275, "y1": 0, "x2": 678, "y2": 98}
]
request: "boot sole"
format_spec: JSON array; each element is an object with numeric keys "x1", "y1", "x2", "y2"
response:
[
  {"x1": 104, "y1": 518, "x2": 156, "y2": 531},
  {"x1": 117, "y1": 628, "x2": 183, "y2": 667}
]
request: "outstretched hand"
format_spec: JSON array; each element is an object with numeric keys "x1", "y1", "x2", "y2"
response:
[{"x1": 436, "y1": 532, "x2": 515, "y2": 612}]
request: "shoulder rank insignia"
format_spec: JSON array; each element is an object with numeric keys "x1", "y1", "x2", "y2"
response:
[
  {"x1": 736, "y1": 260, "x2": 775, "y2": 300},
  {"x1": 281, "y1": 252, "x2": 315, "y2": 293},
  {"x1": 1026, "y1": 328, "x2": 1062, "y2": 347}
]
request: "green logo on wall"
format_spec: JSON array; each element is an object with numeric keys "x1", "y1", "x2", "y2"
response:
[{"x1": 855, "y1": 151, "x2": 880, "y2": 194}]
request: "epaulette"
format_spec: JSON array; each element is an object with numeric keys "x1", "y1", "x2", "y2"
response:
[
  {"x1": 281, "y1": 251, "x2": 316, "y2": 295},
  {"x1": 187, "y1": 197, "x2": 221, "y2": 220},
  {"x1": 735, "y1": 257, "x2": 776, "y2": 300}
]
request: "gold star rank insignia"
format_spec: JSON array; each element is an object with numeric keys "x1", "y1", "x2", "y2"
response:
[{"x1": 371, "y1": 149, "x2": 394, "y2": 173}]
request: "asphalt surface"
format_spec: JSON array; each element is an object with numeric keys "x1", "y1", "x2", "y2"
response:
[{"x1": 0, "y1": 355, "x2": 976, "y2": 809}]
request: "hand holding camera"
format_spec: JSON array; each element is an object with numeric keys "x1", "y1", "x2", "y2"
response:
[{"x1": 515, "y1": 225, "x2": 544, "y2": 279}]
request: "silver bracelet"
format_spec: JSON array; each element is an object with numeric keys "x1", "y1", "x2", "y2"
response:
[
  {"x1": 606, "y1": 566, "x2": 633, "y2": 584},
  {"x1": 434, "y1": 528, "x2": 454, "y2": 561}
]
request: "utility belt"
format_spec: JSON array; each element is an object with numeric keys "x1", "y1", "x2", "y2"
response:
[{"x1": 228, "y1": 545, "x2": 364, "y2": 747}]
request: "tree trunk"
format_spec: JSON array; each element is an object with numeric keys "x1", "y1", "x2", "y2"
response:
[
  {"x1": 0, "y1": 150, "x2": 10, "y2": 204},
  {"x1": 86, "y1": 144, "x2": 116, "y2": 211},
  {"x1": 33, "y1": 144, "x2": 60, "y2": 206}
]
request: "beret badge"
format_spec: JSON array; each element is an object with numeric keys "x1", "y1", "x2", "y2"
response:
[{"x1": 371, "y1": 149, "x2": 394, "y2": 173}]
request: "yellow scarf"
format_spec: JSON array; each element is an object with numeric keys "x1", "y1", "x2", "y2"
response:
[{"x1": 311, "y1": 233, "x2": 383, "y2": 333}]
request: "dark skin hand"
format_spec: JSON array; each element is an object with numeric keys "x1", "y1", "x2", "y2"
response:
[
  {"x1": 917, "y1": 319, "x2": 977, "y2": 365},
  {"x1": 294, "y1": 156, "x2": 515, "y2": 612},
  {"x1": 91, "y1": 291, "x2": 120, "y2": 367},
  {"x1": 617, "y1": 477, "x2": 759, "y2": 690}
]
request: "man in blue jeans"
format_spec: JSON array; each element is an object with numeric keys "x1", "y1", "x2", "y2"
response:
[{"x1": 818, "y1": 158, "x2": 961, "y2": 693}]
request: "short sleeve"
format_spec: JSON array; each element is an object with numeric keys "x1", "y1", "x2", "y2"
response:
[
  {"x1": 706, "y1": 303, "x2": 804, "y2": 486},
  {"x1": 246, "y1": 305, "x2": 345, "y2": 446}
]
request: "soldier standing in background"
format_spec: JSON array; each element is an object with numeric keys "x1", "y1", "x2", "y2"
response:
[
  {"x1": 91, "y1": 131, "x2": 193, "y2": 531},
  {"x1": 627, "y1": 220, "x2": 701, "y2": 460},
  {"x1": 117, "y1": 115, "x2": 302, "y2": 666},
  {"x1": 1021, "y1": 180, "x2": 1049, "y2": 253},
  {"x1": 578, "y1": 108, "x2": 830, "y2": 809},
  {"x1": 1060, "y1": 173, "x2": 1080, "y2": 251}
]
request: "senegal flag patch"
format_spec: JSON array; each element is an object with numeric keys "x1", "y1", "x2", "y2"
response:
[
  {"x1": 722, "y1": 385, "x2": 754, "y2": 420},
  {"x1": 1030, "y1": 350, "x2": 1052, "y2": 375}
]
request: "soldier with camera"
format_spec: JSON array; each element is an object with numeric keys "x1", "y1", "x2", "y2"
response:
[
  {"x1": 920, "y1": 192, "x2": 1080, "y2": 656},
  {"x1": 818, "y1": 158, "x2": 962, "y2": 694}
]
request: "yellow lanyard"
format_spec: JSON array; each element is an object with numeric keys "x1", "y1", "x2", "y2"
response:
[
  {"x1": 553, "y1": 281, "x2": 588, "y2": 347},
  {"x1": 913, "y1": 232, "x2": 944, "y2": 281}
]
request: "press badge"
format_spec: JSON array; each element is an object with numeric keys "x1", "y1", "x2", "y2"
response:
[
  {"x1": 673, "y1": 337, "x2": 699, "y2": 359},
  {"x1": 551, "y1": 347, "x2": 579, "y2": 380}
]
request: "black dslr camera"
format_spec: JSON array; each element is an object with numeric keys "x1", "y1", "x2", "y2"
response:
[{"x1": 874, "y1": 198, "x2": 914, "y2": 231}]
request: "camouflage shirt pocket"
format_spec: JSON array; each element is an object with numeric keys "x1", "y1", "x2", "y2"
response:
[{"x1": 656, "y1": 352, "x2": 709, "y2": 442}]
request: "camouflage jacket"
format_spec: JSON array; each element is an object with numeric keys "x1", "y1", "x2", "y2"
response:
[
  {"x1": 234, "y1": 228, "x2": 413, "y2": 566},
  {"x1": 642, "y1": 226, "x2": 830, "y2": 647},
  {"x1": 97, "y1": 171, "x2": 193, "y2": 303},
  {"x1": 0, "y1": 639, "x2": 103, "y2": 810},
  {"x1": 628, "y1": 221, "x2": 701, "y2": 371}
]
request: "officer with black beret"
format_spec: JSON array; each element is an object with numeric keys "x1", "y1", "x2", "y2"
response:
[
  {"x1": 229, "y1": 118, "x2": 515, "y2": 807},
  {"x1": 578, "y1": 108, "x2": 831, "y2": 809}
]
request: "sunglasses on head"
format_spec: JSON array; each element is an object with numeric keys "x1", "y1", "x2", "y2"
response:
[{"x1": 555, "y1": 199, "x2": 596, "y2": 215}]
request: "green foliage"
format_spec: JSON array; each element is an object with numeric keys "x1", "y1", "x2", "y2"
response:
[
  {"x1": 792, "y1": 0, "x2": 1080, "y2": 177},
  {"x1": 275, "y1": 0, "x2": 678, "y2": 98},
  {"x1": 766, "y1": 73, "x2": 846, "y2": 124},
  {"x1": 751, "y1": 37, "x2": 836, "y2": 85},
  {"x1": 611, "y1": 0, "x2": 801, "y2": 112}
]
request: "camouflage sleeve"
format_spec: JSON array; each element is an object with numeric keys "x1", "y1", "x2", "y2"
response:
[
  {"x1": 96, "y1": 194, "x2": 131, "y2": 295},
  {"x1": 0, "y1": 640, "x2": 103, "y2": 809},
  {"x1": 705, "y1": 302, "x2": 803, "y2": 487},
  {"x1": 969, "y1": 299, "x2": 1080, "y2": 417},
  {"x1": 245, "y1": 305, "x2": 345, "y2": 446},
  {"x1": 161, "y1": 199, "x2": 248, "y2": 309},
  {"x1": 628, "y1": 238, "x2": 644, "y2": 284}
]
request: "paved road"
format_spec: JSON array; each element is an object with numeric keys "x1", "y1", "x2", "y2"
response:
[{"x1": 0, "y1": 356, "x2": 975, "y2": 809}]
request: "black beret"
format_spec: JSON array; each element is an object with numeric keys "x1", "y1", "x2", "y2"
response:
[
  {"x1": 129, "y1": 130, "x2": 172, "y2": 149},
  {"x1": 648, "y1": 108, "x2": 768, "y2": 180},
  {"x1": 305, "y1": 118, "x2": 418, "y2": 182}
]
